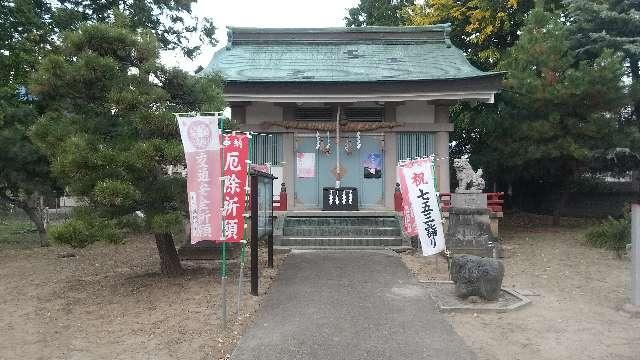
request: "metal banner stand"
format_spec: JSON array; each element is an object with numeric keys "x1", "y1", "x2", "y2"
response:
[
  {"x1": 219, "y1": 117, "x2": 227, "y2": 328},
  {"x1": 237, "y1": 132, "x2": 253, "y2": 318}
]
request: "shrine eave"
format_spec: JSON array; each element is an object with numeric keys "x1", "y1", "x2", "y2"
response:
[{"x1": 222, "y1": 76, "x2": 503, "y2": 104}]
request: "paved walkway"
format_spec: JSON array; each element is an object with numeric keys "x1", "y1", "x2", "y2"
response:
[{"x1": 231, "y1": 250, "x2": 477, "y2": 360}]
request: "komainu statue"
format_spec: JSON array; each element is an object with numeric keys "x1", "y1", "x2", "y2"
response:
[{"x1": 453, "y1": 157, "x2": 485, "y2": 192}]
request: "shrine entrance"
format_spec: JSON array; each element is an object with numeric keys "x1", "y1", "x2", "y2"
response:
[{"x1": 294, "y1": 134, "x2": 384, "y2": 209}]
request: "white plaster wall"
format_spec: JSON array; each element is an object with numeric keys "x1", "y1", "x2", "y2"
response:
[
  {"x1": 245, "y1": 102, "x2": 283, "y2": 124},
  {"x1": 395, "y1": 101, "x2": 435, "y2": 123}
]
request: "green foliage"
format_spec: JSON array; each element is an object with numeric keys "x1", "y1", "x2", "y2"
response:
[
  {"x1": 50, "y1": 216, "x2": 122, "y2": 248},
  {"x1": 0, "y1": 213, "x2": 39, "y2": 247},
  {"x1": 93, "y1": 180, "x2": 139, "y2": 209},
  {"x1": 460, "y1": 8, "x2": 631, "y2": 194},
  {"x1": 31, "y1": 19, "x2": 222, "y2": 250},
  {"x1": 1, "y1": 1, "x2": 220, "y2": 250},
  {"x1": 0, "y1": 1, "x2": 60, "y2": 234},
  {"x1": 402, "y1": 0, "x2": 536, "y2": 69},
  {"x1": 49, "y1": 1, "x2": 216, "y2": 59},
  {"x1": 564, "y1": 0, "x2": 640, "y2": 125},
  {"x1": 585, "y1": 210, "x2": 631, "y2": 252},
  {"x1": 345, "y1": 0, "x2": 415, "y2": 27},
  {"x1": 149, "y1": 212, "x2": 184, "y2": 234},
  {"x1": 114, "y1": 213, "x2": 147, "y2": 233}
]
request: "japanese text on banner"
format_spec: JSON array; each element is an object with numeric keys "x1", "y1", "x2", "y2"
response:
[
  {"x1": 178, "y1": 116, "x2": 222, "y2": 244},
  {"x1": 402, "y1": 159, "x2": 446, "y2": 256},
  {"x1": 396, "y1": 164, "x2": 417, "y2": 237},
  {"x1": 222, "y1": 134, "x2": 249, "y2": 243}
]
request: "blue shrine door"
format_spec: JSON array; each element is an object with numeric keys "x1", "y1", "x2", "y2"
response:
[{"x1": 294, "y1": 134, "x2": 385, "y2": 209}]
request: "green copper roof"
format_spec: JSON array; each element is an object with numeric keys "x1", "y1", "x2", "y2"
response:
[{"x1": 203, "y1": 26, "x2": 498, "y2": 83}]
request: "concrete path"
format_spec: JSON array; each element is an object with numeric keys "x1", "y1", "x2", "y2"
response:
[{"x1": 231, "y1": 250, "x2": 476, "y2": 360}]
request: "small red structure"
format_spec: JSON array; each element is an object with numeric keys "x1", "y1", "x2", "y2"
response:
[
  {"x1": 394, "y1": 183, "x2": 403, "y2": 212},
  {"x1": 438, "y1": 192, "x2": 504, "y2": 213},
  {"x1": 487, "y1": 192, "x2": 505, "y2": 213},
  {"x1": 273, "y1": 183, "x2": 288, "y2": 211}
]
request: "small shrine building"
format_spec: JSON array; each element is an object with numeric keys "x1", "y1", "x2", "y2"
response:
[{"x1": 203, "y1": 25, "x2": 502, "y2": 211}]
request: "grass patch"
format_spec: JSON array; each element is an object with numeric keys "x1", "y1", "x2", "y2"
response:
[{"x1": 0, "y1": 215, "x2": 39, "y2": 247}]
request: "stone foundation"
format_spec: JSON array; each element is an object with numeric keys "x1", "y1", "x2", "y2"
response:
[{"x1": 445, "y1": 193, "x2": 497, "y2": 257}]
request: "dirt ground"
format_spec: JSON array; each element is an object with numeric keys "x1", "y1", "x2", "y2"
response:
[
  {"x1": 0, "y1": 235, "x2": 285, "y2": 360},
  {"x1": 402, "y1": 213, "x2": 640, "y2": 360}
]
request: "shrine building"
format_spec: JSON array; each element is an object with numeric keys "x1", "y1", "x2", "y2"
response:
[{"x1": 203, "y1": 25, "x2": 502, "y2": 212}]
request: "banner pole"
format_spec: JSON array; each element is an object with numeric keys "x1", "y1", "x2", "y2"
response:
[
  {"x1": 220, "y1": 115, "x2": 227, "y2": 328},
  {"x1": 238, "y1": 132, "x2": 253, "y2": 317}
]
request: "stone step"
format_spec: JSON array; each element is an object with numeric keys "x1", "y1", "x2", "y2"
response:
[
  {"x1": 284, "y1": 217, "x2": 399, "y2": 227},
  {"x1": 283, "y1": 226, "x2": 401, "y2": 237},
  {"x1": 276, "y1": 246, "x2": 414, "y2": 252},
  {"x1": 277, "y1": 236, "x2": 403, "y2": 247}
]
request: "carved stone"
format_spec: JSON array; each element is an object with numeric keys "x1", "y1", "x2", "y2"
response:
[
  {"x1": 453, "y1": 157, "x2": 485, "y2": 193},
  {"x1": 450, "y1": 255, "x2": 504, "y2": 301},
  {"x1": 447, "y1": 157, "x2": 495, "y2": 256}
]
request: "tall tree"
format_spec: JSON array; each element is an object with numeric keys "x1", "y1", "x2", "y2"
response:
[
  {"x1": 50, "y1": 0, "x2": 216, "y2": 59},
  {"x1": 564, "y1": 0, "x2": 640, "y2": 126},
  {"x1": 31, "y1": 18, "x2": 225, "y2": 274},
  {"x1": 466, "y1": 7, "x2": 633, "y2": 218},
  {"x1": 1, "y1": 0, "x2": 217, "y2": 246},
  {"x1": 345, "y1": 0, "x2": 415, "y2": 27},
  {"x1": 402, "y1": 0, "x2": 563, "y2": 70},
  {"x1": 0, "y1": 0, "x2": 58, "y2": 246}
]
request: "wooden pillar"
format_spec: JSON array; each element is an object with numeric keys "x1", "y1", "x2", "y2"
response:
[{"x1": 435, "y1": 105, "x2": 451, "y2": 193}]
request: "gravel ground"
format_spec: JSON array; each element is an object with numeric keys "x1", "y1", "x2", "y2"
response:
[
  {"x1": 0, "y1": 235, "x2": 285, "y2": 360},
  {"x1": 402, "y1": 213, "x2": 640, "y2": 360}
]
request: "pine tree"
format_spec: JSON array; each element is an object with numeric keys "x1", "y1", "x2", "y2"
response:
[
  {"x1": 0, "y1": 0, "x2": 59, "y2": 246},
  {"x1": 31, "y1": 17, "x2": 224, "y2": 274},
  {"x1": 564, "y1": 0, "x2": 640, "y2": 125},
  {"x1": 468, "y1": 7, "x2": 632, "y2": 218}
]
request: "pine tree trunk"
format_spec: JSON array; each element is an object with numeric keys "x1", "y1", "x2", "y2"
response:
[
  {"x1": 630, "y1": 57, "x2": 640, "y2": 125},
  {"x1": 154, "y1": 232, "x2": 183, "y2": 275},
  {"x1": 552, "y1": 191, "x2": 569, "y2": 226},
  {"x1": 22, "y1": 205, "x2": 49, "y2": 247}
]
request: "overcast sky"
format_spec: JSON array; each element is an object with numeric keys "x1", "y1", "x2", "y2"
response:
[{"x1": 162, "y1": 0, "x2": 360, "y2": 72}]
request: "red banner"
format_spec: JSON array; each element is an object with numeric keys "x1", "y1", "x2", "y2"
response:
[
  {"x1": 397, "y1": 162, "x2": 418, "y2": 237},
  {"x1": 222, "y1": 134, "x2": 249, "y2": 242},
  {"x1": 178, "y1": 116, "x2": 223, "y2": 244}
]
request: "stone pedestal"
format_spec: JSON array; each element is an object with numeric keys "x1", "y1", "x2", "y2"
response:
[{"x1": 446, "y1": 192, "x2": 495, "y2": 257}]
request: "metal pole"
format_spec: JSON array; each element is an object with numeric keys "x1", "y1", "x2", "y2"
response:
[
  {"x1": 250, "y1": 174, "x2": 259, "y2": 296},
  {"x1": 221, "y1": 243, "x2": 227, "y2": 325},
  {"x1": 238, "y1": 133, "x2": 253, "y2": 317},
  {"x1": 219, "y1": 115, "x2": 227, "y2": 327},
  {"x1": 335, "y1": 105, "x2": 341, "y2": 188},
  {"x1": 237, "y1": 245, "x2": 244, "y2": 316},
  {"x1": 632, "y1": 203, "x2": 640, "y2": 306}
]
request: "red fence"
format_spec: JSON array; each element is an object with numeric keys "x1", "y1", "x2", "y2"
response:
[
  {"x1": 439, "y1": 192, "x2": 504, "y2": 213},
  {"x1": 393, "y1": 185, "x2": 504, "y2": 214}
]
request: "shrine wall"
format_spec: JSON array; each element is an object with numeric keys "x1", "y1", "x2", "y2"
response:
[
  {"x1": 396, "y1": 101, "x2": 435, "y2": 124},
  {"x1": 245, "y1": 102, "x2": 283, "y2": 125}
]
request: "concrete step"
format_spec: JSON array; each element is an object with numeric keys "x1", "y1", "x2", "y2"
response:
[
  {"x1": 277, "y1": 236, "x2": 403, "y2": 247},
  {"x1": 284, "y1": 217, "x2": 399, "y2": 228},
  {"x1": 283, "y1": 226, "x2": 401, "y2": 237}
]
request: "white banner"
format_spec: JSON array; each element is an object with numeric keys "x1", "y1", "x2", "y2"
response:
[
  {"x1": 402, "y1": 159, "x2": 445, "y2": 256},
  {"x1": 177, "y1": 115, "x2": 222, "y2": 244}
]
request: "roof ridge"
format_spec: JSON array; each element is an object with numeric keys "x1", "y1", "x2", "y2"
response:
[
  {"x1": 227, "y1": 25, "x2": 451, "y2": 33},
  {"x1": 226, "y1": 25, "x2": 452, "y2": 48}
]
